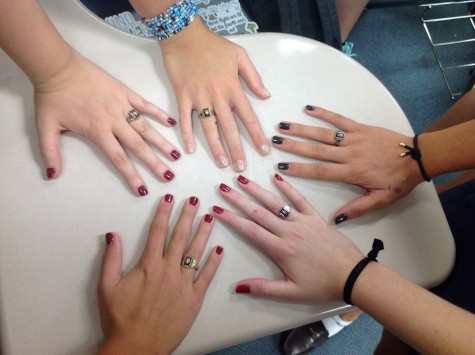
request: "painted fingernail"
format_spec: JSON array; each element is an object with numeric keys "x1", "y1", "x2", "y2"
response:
[
  {"x1": 217, "y1": 155, "x2": 229, "y2": 168},
  {"x1": 234, "y1": 159, "x2": 246, "y2": 172},
  {"x1": 335, "y1": 213, "x2": 348, "y2": 224},
  {"x1": 274, "y1": 173, "x2": 283, "y2": 181},
  {"x1": 185, "y1": 143, "x2": 195, "y2": 154},
  {"x1": 167, "y1": 117, "x2": 177, "y2": 126},
  {"x1": 260, "y1": 143, "x2": 270, "y2": 156},
  {"x1": 205, "y1": 214, "x2": 213, "y2": 223},
  {"x1": 138, "y1": 185, "x2": 148, "y2": 196},
  {"x1": 220, "y1": 183, "x2": 231, "y2": 192},
  {"x1": 216, "y1": 245, "x2": 223, "y2": 255},
  {"x1": 305, "y1": 105, "x2": 315, "y2": 111},
  {"x1": 105, "y1": 232, "x2": 115, "y2": 245},
  {"x1": 46, "y1": 167, "x2": 56, "y2": 179},
  {"x1": 171, "y1": 150, "x2": 181, "y2": 160},
  {"x1": 164, "y1": 170, "x2": 174, "y2": 181},
  {"x1": 165, "y1": 194, "x2": 173, "y2": 203},
  {"x1": 279, "y1": 122, "x2": 291, "y2": 130},
  {"x1": 278, "y1": 163, "x2": 290, "y2": 170},
  {"x1": 189, "y1": 196, "x2": 198, "y2": 206},
  {"x1": 272, "y1": 136, "x2": 284, "y2": 145},
  {"x1": 238, "y1": 175, "x2": 249, "y2": 184},
  {"x1": 236, "y1": 284, "x2": 251, "y2": 293},
  {"x1": 213, "y1": 206, "x2": 224, "y2": 214}
]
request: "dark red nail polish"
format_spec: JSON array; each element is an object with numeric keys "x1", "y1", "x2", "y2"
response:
[
  {"x1": 189, "y1": 196, "x2": 198, "y2": 206},
  {"x1": 205, "y1": 214, "x2": 213, "y2": 223},
  {"x1": 165, "y1": 194, "x2": 173, "y2": 203},
  {"x1": 238, "y1": 175, "x2": 249, "y2": 184},
  {"x1": 138, "y1": 185, "x2": 148, "y2": 196},
  {"x1": 105, "y1": 232, "x2": 114, "y2": 245},
  {"x1": 46, "y1": 168, "x2": 56, "y2": 179},
  {"x1": 171, "y1": 150, "x2": 181, "y2": 160},
  {"x1": 274, "y1": 173, "x2": 283, "y2": 181},
  {"x1": 220, "y1": 183, "x2": 231, "y2": 192},
  {"x1": 164, "y1": 170, "x2": 174, "y2": 181},
  {"x1": 167, "y1": 117, "x2": 177, "y2": 126},
  {"x1": 216, "y1": 245, "x2": 223, "y2": 255},
  {"x1": 213, "y1": 206, "x2": 224, "y2": 214},
  {"x1": 236, "y1": 284, "x2": 251, "y2": 293}
]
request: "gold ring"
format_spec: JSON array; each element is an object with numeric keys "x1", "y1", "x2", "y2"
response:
[
  {"x1": 182, "y1": 255, "x2": 199, "y2": 270},
  {"x1": 198, "y1": 108, "x2": 215, "y2": 119},
  {"x1": 126, "y1": 109, "x2": 141, "y2": 123}
]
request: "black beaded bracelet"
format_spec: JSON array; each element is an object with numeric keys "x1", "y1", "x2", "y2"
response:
[
  {"x1": 343, "y1": 239, "x2": 384, "y2": 305},
  {"x1": 399, "y1": 134, "x2": 431, "y2": 182}
]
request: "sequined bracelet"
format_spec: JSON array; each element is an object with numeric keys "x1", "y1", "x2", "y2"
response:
[{"x1": 142, "y1": 0, "x2": 198, "y2": 41}]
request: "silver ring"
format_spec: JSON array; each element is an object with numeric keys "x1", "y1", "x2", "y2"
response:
[
  {"x1": 279, "y1": 205, "x2": 291, "y2": 218},
  {"x1": 126, "y1": 109, "x2": 141, "y2": 123},
  {"x1": 334, "y1": 130, "x2": 345, "y2": 146},
  {"x1": 199, "y1": 107, "x2": 215, "y2": 119},
  {"x1": 182, "y1": 255, "x2": 199, "y2": 270}
]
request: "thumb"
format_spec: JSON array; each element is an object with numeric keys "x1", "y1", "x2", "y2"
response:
[
  {"x1": 99, "y1": 232, "x2": 123, "y2": 293},
  {"x1": 235, "y1": 278, "x2": 295, "y2": 300},
  {"x1": 36, "y1": 120, "x2": 63, "y2": 179},
  {"x1": 237, "y1": 50, "x2": 270, "y2": 100}
]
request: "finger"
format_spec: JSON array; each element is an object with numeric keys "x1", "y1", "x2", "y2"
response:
[
  {"x1": 278, "y1": 122, "x2": 344, "y2": 147},
  {"x1": 194, "y1": 245, "x2": 223, "y2": 299},
  {"x1": 36, "y1": 118, "x2": 63, "y2": 179},
  {"x1": 304, "y1": 105, "x2": 358, "y2": 132},
  {"x1": 98, "y1": 232, "x2": 123, "y2": 293},
  {"x1": 127, "y1": 90, "x2": 177, "y2": 127},
  {"x1": 198, "y1": 105, "x2": 230, "y2": 169},
  {"x1": 272, "y1": 135, "x2": 343, "y2": 162},
  {"x1": 273, "y1": 174, "x2": 315, "y2": 216},
  {"x1": 178, "y1": 99, "x2": 196, "y2": 154},
  {"x1": 139, "y1": 194, "x2": 174, "y2": 265},
  {"x1": 235, "y1": 278, "x2": 300, "y2": 301},
  {"x1": 277, "y1": 162, "x2": 352, "y2": 183},
  {"x1": 236, "y1": 47, "x2": 270, "y2": 100}
]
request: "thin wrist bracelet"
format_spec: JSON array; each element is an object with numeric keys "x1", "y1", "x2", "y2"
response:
[
  {"x1": 343, "y1": 238, "x2": 384, "y2": 305},
  {"x1": 142, "y1": 0, "x2": 198, "y2": 41},
  {"x1": 399, "y1": 134, "x2": 431, "y2": 182}
]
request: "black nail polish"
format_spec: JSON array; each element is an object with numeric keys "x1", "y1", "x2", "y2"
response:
[
  {"x1": 335, "y1": 214, "x2": 348, "y2": 224},
  {"x1": 305, "y1": 105, "x2": 315, "y2": 111},
  {"x1": 272, "y1": 136, "x2": 284, "y2": 145},
  {"x1": 279, "y1": 122, "x2": 291, "y2": 130},
  {"x1": 278, "y1": 163, "x2": 290, "y2": 170}
]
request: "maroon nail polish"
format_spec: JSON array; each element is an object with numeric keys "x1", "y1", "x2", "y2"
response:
[
  {"x1": 167, "y1": 117, "x2": 177, "y2": 126},
  {"x1": 189, "y1": 196, "x2": 198, "y2": 206},
  {"x1": 165, "y1": 194, "x2": 173, "y2": 203},
  {"x1": 105, "y1": 232, "x2": 115, "y2": 245},
  {"x1": 205, "y1": 214, "x2": 213, "y2": 223},
  {"x1": 46, "y1": 167, "x2": 56, "y2": 179},
  {"x1": 238, "y1": 175, "x2": 249, "y2": 184},
  {"x1": 216, "y1": 245, "x2": 223, "y2": 255},
  {"x1": 220, "y1": 183, "x2": 231, "y2": 192},
  {"x1": 138, "y1": 185, "x2": 148, "y2": 196},
  {"x1": 171, "y1": 150, "x2": 181, "y2": 160},
  {"x1": 213, "y1": 206, "x2": 224, "y2": 214},
  {"x1": 274, "y1": 173, "x2": 283, "y2": 181},
  {"x1": 164, "y1": 170, "x2": 174, "y2": 181},
  {"x1": 236, "y1": 284, "x2": 251, "y2": 293}
]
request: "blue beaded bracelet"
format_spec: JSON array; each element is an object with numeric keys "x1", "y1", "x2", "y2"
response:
[{"x1": 142, "y1": 0, "x2": 198, "y2": 41}]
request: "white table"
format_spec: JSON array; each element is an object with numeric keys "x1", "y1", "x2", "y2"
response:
[{"x1": 0, "y1": 1, "x2": 455, "y2": 354}]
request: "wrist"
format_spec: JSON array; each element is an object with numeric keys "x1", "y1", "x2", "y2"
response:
[{"x1": 31, "y1": 45, "x2": 75, "y2": 89}]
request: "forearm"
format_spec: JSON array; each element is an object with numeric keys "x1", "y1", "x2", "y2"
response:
[
  {"x1": 128, "y1": 0, "x2": 182, "y2": 18},
  {"x1": 0, "y1": 0, "x2": 73, "y2": 86},
  {"x1": 352, "y1": 262, "x2": 475, "y2": 354}
]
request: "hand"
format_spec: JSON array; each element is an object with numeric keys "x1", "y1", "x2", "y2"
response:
[
  {"x1": 159, "y1": 19, "x2": 271, "y2": 172},
  {"x1": 272, "y1": 106, "x2": 425, "y2": 223},
  {"x1": 213, "y1": 174, "x2": 363, "y2": 303},
  {"x1": 34, "y1": 50, "x2": 181, "y2": 196},
  {"x1": 98, "y1": 195, "x2": 223, "y2": 354}
]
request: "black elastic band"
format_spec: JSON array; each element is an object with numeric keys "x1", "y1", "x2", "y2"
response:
[
  {"x1": 343, "y1": 239, "x2": 384, "y2": 305},
  {"x1": 400, "y1": 135, "x2": 431, "y2": 182}
]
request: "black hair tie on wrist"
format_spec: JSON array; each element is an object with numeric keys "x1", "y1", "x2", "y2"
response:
[
  {"x1": 399, "y1": 134, "x2": 431, "y2": 182},
  {"x1": 343, "y1": 239, "x2": 384, "y2": 305}
]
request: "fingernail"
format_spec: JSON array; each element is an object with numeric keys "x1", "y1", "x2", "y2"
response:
[
  {"x1": 138, "y1": 185, "x2": 148, "y2": 196},
  {"x1": 46, "y1": 167, "x2": 56, "y2": 179},
  {"x1": 167, "y1": 117, "x2": 177, "y2": 126},
  {"x1": 213, "y1": 206, "x2": 224, "y2": 214},
  {"x1": 164, "y1": 170, "x2": 174, "y2": 181},
  {"x1": 263, "y1": 87, "x2": 271, "y2": 98},
  {"x1": 189, "y1": 196, "x2": 198, "y2": 206},
  {"x1": 220, "y1": 183, "x2": 231, "y2": 192},
  {"x1": 165, "y1": 194, "x2": 174, "y2": 203},
  {"x1": 305, "y1": 105, "x2": 315, "y2": 111},
  {"x1": 260, "y1": 143, "x2": 270, "y2": 156},
  {"x1": 278, "y1": 163, "x2": 290, "y2": 170},
  {"x1": 274, "y1": 173, "x2": 283, "y2": 181},
  {"x1": 238, "y1": 175, "x2": 249, "y2": 184},
  {"x1": 216, "y1": 245, "x2": 223, "y2": 255},
  {"x1": 171, "y1": 150, "x2": 181, "y2": 160},
  {"x1": 105, "y1": 232, "x2": 115, "y2": 245},
  {"x1": 186, "y1": 143, "x2": 195, "y2": 154},
  {"x1": 217, "y1": 155, "x2": 229, "y2": 168},
  {"x1": 279, "y1": 122, "x2": 291, "y2": 130},
  {"x1": 234, "y1": 159, "x2": 246, "y2": 172},
  {"x1": 205, "y1": 214, "x2": 213, "y2": 223},
  {"x1": 272, "y1": 136, "x2": 284, "y2": 145},
  {"x1": 236, "y1": 284, "x2": 251, "y2": 293},
  {"x1": 335, "y1": 213, "x2": 348, "y2": 224}
]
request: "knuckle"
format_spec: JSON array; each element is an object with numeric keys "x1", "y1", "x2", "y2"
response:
[
  {"x1": 112, "y1": 151, "x2": 129, "y2": 167},
  {"x1": 310, "y1": 164, "x2": 327, "y2": 179},
  {"x1": 132, "y1": 139, "x2": 148, "y2": 155},
  {"x1": 138, "y1": 119, "x2": 152, "y2": 136}
]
